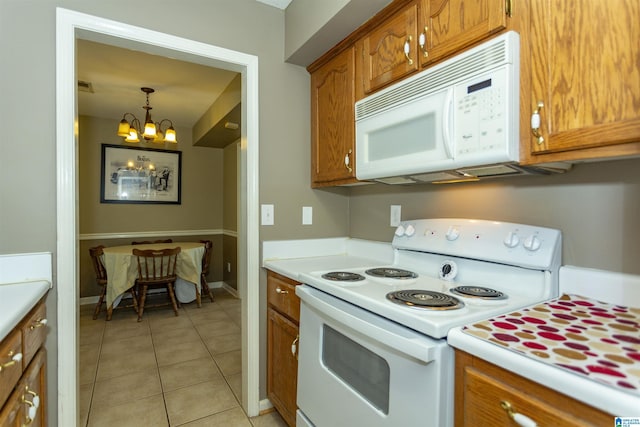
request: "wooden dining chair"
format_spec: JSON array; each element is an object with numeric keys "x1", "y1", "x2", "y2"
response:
[
  {"x1": 131, "y1": 239, "x2": 173, "y2": 245},
  {"x1": 199, "y1": 240, "x2": 215, "y2": 305},
  {"x1": 132, "y1": 247, "x2": 181, "y2": 322},
  {"x1": 89, "y1": 245, "x2": 138, "y2": 320}
]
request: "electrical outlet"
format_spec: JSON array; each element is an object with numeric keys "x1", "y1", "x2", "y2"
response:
[
  {"x1": 226, "y1": 262, "x2": 231, "y2": 273},
  {"x1": 390, "y1": 205, "x2": 401, "y2": 226}
]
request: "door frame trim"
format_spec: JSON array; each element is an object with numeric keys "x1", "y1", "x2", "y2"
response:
[{"x1": 56, "y1": 8, "x2": 260, "y2": 425}]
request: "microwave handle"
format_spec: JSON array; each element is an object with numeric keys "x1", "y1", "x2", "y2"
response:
[{"x1": 442, "y1": 88, "x2": 454, "y2": 159}]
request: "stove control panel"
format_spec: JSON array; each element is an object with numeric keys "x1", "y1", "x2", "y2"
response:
[{"x1": 393, "y1": 218, "x2": 562, "y2": 270}]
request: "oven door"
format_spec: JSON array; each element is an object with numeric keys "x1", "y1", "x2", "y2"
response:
[{"x1": 296, "y1": 285, "x2": 453, "y2": 427}]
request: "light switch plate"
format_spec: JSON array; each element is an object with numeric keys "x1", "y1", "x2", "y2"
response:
[
  {"x1": 390, "y1": 205, "x2": 401, "y2": 226},
  {"x1": 261, "y1": 204, "x2": 274, "y2": 225},
  {"x1": 302, "y1": 206, "x2": 313, "y2": 225}
]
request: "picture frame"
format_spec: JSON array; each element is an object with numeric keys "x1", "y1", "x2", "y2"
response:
[{"x1": 100, "y1": 144, "x2": 182, "y2": 204}]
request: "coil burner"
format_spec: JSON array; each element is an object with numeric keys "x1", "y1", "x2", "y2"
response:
[
  {"x1": 365, "y1": 268, "x2": 418, "y2": 279},
  {"x1": 449, "y1": 286, "x2": 507, "y2": 300},
  {"x1": 386, "y1": 290, "x2": 463, "y2": 310},
  {"x1": 321, "y1": 272, "x2": 366, "y2": 282}
]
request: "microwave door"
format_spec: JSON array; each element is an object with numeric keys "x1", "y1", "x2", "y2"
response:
[{"x1": 356, "y1": 88, "x2": 455, "y2": 180}]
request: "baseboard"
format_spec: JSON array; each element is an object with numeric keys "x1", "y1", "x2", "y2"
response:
[
  {"x1": 80, "y1": 281, "x2": 238, "y2": 306},
  {"x1": 259, "y1": 398, "x2": 274, "y2": 414}
]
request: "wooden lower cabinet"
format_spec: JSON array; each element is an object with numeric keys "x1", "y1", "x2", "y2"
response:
[
  {"x1": 0, "y1": 349, "x2": 47, "y2": 427},
  {"x1": 266, "y1": 271, "x2": 300, "y2": 427},
  {"x1": 455, "y1": 350, "x2": 612, "y2": 427},
  {"x1": 0, "y1": 299, "x2": 48, "y2": 427}
]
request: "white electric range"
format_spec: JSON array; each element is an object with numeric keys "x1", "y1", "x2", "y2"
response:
[{"x1": 295, "y1": 218, "x2": 562, "y2": 427}]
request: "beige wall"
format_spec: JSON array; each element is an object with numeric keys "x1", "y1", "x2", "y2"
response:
[
  {"x1": 223, "y1": 142, "x2": 239, "y2": 290},
  {"x1": 78, "y1": 115, "x2": 223, "y2": 233},
  {"x1": 349, "y1": 158, "x2": 640, "y2": 274}
]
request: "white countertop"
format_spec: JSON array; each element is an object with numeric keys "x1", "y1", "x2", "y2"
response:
[
  {"x1": 262, "y1": 237, "x2": 394, "y2": 281},
  {"x1": 0, "y1": 280, "x2": 50, "y2": 341}
]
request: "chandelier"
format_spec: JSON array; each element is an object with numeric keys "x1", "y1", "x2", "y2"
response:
[{"x1": 117, "y1": 87, "x2": 177, "y2": 143}]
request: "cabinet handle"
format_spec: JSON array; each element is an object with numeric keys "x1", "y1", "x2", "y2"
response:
[
  {"x1": 403, "y1": 35, "x2": 413, "y2": 65},
  {"x1": 344, "y1": 149, "x2": 353, "y2": 173},
  {"x1": 29, "y1": 317, "x2": 48, "y2": 330},
  {"x1": 419, "y1": 27, "x2": 428, "y2": 58},
  {"x1": 275, "y1": 287, "x2": 288, "y2": 294},
  {"x1": 0, "y1": 350, "x2": 23, "y2": 371},
  {"x1": 531, "y1": 101, "x2": 545, "y2": 144},
  {"x1": 22, "y1": 387, "x2": 40, "y2": 425},
  {"x1": 501, "y1": 401, "x2": 538, "y2": 427},
  {"x1": 291, "y1": 335, "x2": 299, "y2": 360}
]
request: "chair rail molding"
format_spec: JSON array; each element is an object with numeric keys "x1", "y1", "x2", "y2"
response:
[{"x1": 78, "y1": 229, "x2": 238, "y2": 240}]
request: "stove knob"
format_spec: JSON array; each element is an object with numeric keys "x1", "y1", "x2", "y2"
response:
[
  {"x1": 404, "y1": 224, "x2": 416, "y2": 237},
  {"x1": 503, "y1": 231, "x2": 520, "y2": 248},
  {"x1": 394, "y1": 225, "x2": 406, "y2": 237},
  {"x1": 439, "y1": 260, "x2": 458, "y2": 281},
  {"x1": 445, "y1": 226, "x2": 460, "y2": 241},
  {"x1": 523, "y1": 234, "x2": 541, "y2": 251}
]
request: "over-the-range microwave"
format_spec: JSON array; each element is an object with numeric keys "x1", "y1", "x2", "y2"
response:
[{"x1": 355, "y1": 31, "x2": 569, "y2": 184}]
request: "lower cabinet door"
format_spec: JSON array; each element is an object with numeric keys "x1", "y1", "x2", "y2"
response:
[
  {"x1": 0, "y1": 349, "x2": 46, "y2": 427},
  {"x1": 267, "y1": 308, "x2": 299, "y2": 427}
]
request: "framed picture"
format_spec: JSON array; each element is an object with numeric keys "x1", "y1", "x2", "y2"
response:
[{"x1": 100, "y1": 144, "x2": 182, "y2": 204}]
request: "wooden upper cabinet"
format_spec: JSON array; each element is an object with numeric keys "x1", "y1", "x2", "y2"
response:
[
  {"x1": 311, "y1": 46, "x2": 358, "y2": 187},
  {"x1": 356, "y1": 0, "x2": 509, "y2": 98},
  {"x1": 358, "y1": 3, "x2": 419, "y2": 95},
  {"x1": 524, "y1": 0, "x2": 640, "y2": 162},
  {"x1": 419, "y1": 0, "x2": 508, "y2": 67}
]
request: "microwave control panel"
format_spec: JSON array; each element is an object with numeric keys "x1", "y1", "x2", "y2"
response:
[{"x1": 454, "y1": 67, "x2": 512, "y2": 161}]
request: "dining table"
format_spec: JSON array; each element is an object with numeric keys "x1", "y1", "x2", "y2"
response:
[{"x1": 102, "y1": 241, "x2": 205, "y2": 310}]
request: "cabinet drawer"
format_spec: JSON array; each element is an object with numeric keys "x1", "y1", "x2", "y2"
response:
[
  {"x1": 0, "y1": 329, "x2": 23, "y2": 409},
  {"x1": 455, "y1": 351, "x2": 611, "y2": 427},
  {"x1": 267, "y1": 272, "x2": 300, "y2": 322},
  {"x1": 21, "y1": 302, "x2": 47, "y2": 368}
]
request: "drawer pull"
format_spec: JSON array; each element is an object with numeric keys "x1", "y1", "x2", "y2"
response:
[
  {"x1": 0, "y1": 350, "x2": 23, "y2": 371},
  {"x1": 275, "y1": 287, "x2": 288, "y2": 295},
  {"x1": 29, "y1": 317, "x2": 48, "y2": 330},
  {"x1": 501, "y1": 401, "x2": 537, "y2": 427}
]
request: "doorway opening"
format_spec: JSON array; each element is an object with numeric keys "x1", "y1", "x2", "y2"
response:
[{"x1": 56, "y1": 8, "x2": 260, "y2": 426}]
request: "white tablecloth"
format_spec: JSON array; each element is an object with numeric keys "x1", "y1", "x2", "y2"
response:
[{"x1": 103, "y1": 242, "x2": 204, "y2": 307}]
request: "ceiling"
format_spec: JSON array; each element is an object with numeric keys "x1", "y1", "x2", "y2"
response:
[
  {"x1": 77, "y1": 39, "x2": 239, "y2": 131},
  {"x1": 255, "y1": 0, "x2": 292, "y2": 9},
  {"x1": 77, "y1": 0, "x2": 293, "y2": 134}
]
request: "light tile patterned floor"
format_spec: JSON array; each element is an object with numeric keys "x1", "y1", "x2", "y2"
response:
[{"x1": 79, "y1": 288, "x2": 287, "y2": 427}]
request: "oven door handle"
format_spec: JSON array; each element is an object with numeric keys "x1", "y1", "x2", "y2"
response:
[{"x1": 298, "y1": 286, "x2": 439, "y2": 364}]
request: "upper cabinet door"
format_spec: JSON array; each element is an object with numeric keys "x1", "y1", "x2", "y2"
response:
[
  {"x1": 419, "y1": 0, "x2": 507, "y2": 67},
  {"x1": 311, "y1": 46, "x2": 358, "y2": 187},
  {"x1": 526, "y1": 0, "x2": 640, "y2": 161},
  {"x1": 359, "y1": 3, "x2": 419, "y2": 95}
]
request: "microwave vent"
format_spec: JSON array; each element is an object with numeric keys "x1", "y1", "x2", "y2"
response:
[{"x1": 356, "y1": 38, "x2": 512, "y2": 121}]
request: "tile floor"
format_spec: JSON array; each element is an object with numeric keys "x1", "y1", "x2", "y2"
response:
[{"x1": 79, "y1": 288, "x2": 287, "y2": 427}]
